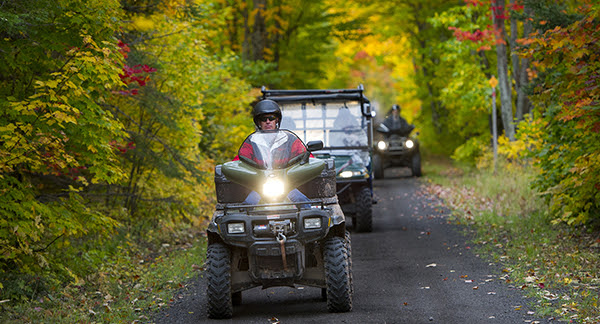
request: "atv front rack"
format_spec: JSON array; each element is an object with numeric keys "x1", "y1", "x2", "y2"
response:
[{"x1": 223, "y1": 200, "x2": 326, "y2": 213}]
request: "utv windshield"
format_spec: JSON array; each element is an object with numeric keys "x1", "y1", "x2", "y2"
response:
[
  {"x1": 238, "y1": 130, "x2": 307, "y2": 170},
  {"x1": 278, "y1": 101, "x2": 369, "y2": 150}
]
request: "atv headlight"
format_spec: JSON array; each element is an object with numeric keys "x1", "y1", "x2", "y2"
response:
[
  {"x1": 227, "y1": 222, "x2": 245, "y2": 234},
  {"x1": 377, "y1": 140, "x2": 387, "y2": 151},
  {"x1": 405, "y1": 139, "x2": 414, "y2": 149},
  {"x1": 304, "y1": 218, "x2": 321, "y2": 229},
  {"x1": 263, "y1": 177, "x2": 285, "y2": 198}
]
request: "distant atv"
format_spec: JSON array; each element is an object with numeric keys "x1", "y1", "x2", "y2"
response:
[
  {"x1": 262, "y1": 85, "x2": 375, "y2": 232},
  {"x1": 207, "y1": 130, "x2": 353, "y2": 319},
  {"x1": 372, "y1": 122, "x2": 421, "y2": 178}
]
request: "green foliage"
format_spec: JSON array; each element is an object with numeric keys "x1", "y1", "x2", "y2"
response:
[
  {"x1": 0, "y1": 0, "x2": 127, "y2": 298},
  {"x1": 451, "y1": 135, "x2": 489, "y2": 166},
  {"x1": 525, "y1": 4, "x2": 600, "y2": 228}
]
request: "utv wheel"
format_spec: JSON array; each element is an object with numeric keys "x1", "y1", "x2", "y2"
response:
[
  {"x1": 354, "y1": 187, "x2": 373, "y2": 232},
  {"x1": 206, "y1": 243, "x2": 233, "y2": 319},
  {"x1": 411, "y1": 152, "x2": 422, "y2": 177},
  {"x1": 323, "y1": 236, "x2": 353, "y2": 312},
  {"x1": 373, "y1": 154, "x2": 384, "y2": 179}
]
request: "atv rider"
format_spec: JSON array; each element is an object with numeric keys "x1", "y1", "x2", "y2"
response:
[
  {"x1": 382, "y1": 104, "x2": 414, "y2": 136},
  {"x1": 236, "y1": 99, "x2": 310, "y2": 206}
]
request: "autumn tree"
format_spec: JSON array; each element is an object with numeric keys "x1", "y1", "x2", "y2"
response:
[
  {"x1": 0, "y1": 0, "x2": 127, "y2": 292},
  {"x1": 207, "y1": 0, "x2": 367, "y2": 88},
  {"x1": 0, "y1": 0, "x2": 258, "y2": 299},
  {"x1": 106, "y1": 0, "x2": 257, "y2": 223},
  {"x1": 523, "y1": 3, "x2": 599, "y2": 227}
]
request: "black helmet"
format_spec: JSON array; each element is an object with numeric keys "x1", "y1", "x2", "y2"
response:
[
  {"x1": 392, "y1": 104, "x2": 400, "y2": 111},
  {"x1": 253, "y1": 99, "x2": 282, "y2": 128}
]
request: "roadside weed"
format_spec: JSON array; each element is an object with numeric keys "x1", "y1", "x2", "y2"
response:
[{"x1": 0, "y1": 228, "x2": 208, "y2": 323}]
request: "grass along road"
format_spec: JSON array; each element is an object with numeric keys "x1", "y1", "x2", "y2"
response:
[{"x1": 424, "y1": 158, "x2": 600, "y2": 323}]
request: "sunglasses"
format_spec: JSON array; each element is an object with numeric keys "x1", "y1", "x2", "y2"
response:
[{"x1": 260, "y1": 116, "x2": 277, "y2": 122}]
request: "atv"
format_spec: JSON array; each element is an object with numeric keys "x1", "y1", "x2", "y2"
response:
[
  {"x1": 372, "y1": 122, "x2": 422, "y2": 178},
  {"x1": 207, "y1": 129, "x2": 353, "y2": 319},
  {"x1": 261, "y1": 85, "x2": 375, "y2": 233}
]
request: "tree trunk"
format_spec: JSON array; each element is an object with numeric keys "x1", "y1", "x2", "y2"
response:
[
  {"x1": 517, "y1": 4, "x2": 533, "y2": 120},
  {"x1": 250, "y1": 0, "x2": 267, "y2": 61},
  {"x1": 492, "y1": 0, "x2": 515, "y2": 141},
  {"x1": 240, "y1": 0, "x2": 251, "y2": 60},
  {"x1": 272, "y1": 0, "x2": 282, "y2": 66},
  {"x1": 509, "y1": 0, "x2": 521, "y2": 121}
]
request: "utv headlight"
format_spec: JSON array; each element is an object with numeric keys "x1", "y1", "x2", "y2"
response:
[
  {"x1": 377, "y1": 140, "x2": 387, "y2": 151},
  {"x1": 405, "y1": 139, "x2": 415, "y2": 149},
  {"x1": 339, "y1": 170, "x2": 367, "y2": 178},
  {"x1": 304, "y1": 218, "x2": 322, "y2": 229},
  {"x1": 227, "y1": 222, "x2": 245, "y2": 234},
  {"x1": 339, "y1": 170, "x2": 354, "y2": 178},
  {"x1": 263, "y1": 177, "x2": 285, "y2": 198}
]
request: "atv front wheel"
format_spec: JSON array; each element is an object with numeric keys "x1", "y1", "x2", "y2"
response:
[
  {"x1": 323, "y1": 236, "x2": 353, "y2": 312},
  {"x1": 411, "y1": 152, "x2": 422, "y2": 177},
  {"x1": 372, "y1": 154, "x2": 384, "y2": 179},
  {"x1": 354, "y1": 187, "x2": 373, "y2": 232},
  {"x1": 206, "y1": 243, "x2": 233, "y2": 319}
]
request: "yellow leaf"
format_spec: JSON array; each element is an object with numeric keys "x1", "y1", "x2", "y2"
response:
[
  {"x1": 46, "y1": 80, "x2": 59, "y2": 88},
  {"x1": 131, "y1": 16, "x2": 155, "y2": 31},
  {"x1": 0, "y1": 124, "x2": 17, "y2": 133},
  {"x1": 87, "y1": 145, "x2": 98, "y2": 153}
]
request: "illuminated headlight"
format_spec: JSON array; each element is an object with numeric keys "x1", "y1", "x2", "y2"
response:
[
  {"x1": 263, "y1": 178, "x2": 284, "y2": 198},
  {"x1": 339, "y1": 170, "x2": 354, "y2": 178},
  {"x1": 227, "y1": 222, "x2": 245, "y2": 234},
  {"x1": 339, "y1": 170, "x2": 366, "y2": 178},
  {"x1": 304, "y1": 218, "x2": 321, "y2": 229},
  {"x1": 377, "y1": 140, "x2": 387, "y2": 150},
  {"x1": 405, "y1": 139, "x2": 414, "y2": 149}
]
